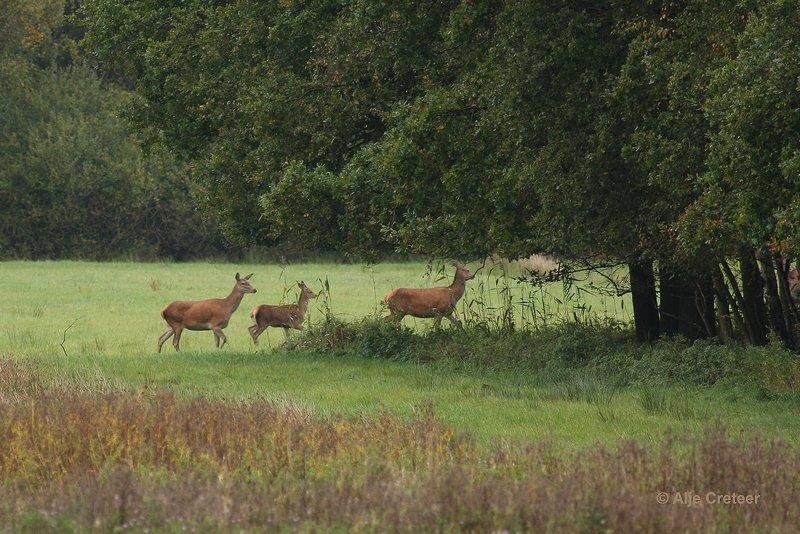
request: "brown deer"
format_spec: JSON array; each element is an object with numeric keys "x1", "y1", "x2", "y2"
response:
[
  {"x1": 385, "y1": 263, "x2": 477, "y2": 328},
  {"x1": 157, "y1": 273, "x2": 257, "y2": 352},
  {"x1": 789, "y1": 268, "x2": 800, "y2": 302},
  {"x1": 248, "y1": 281, "x2": 318, "y2": 344}
]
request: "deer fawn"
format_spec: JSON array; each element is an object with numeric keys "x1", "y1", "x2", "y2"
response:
[
  {"x1": 385, "y1": 263, "x2": 477, "y2": 328},
  {"x1": 249, "y1": 281, "x2": 318, "y2": 344},
  {"x1": 157, "y1": 273, "x2": 257, "y2": 352}
]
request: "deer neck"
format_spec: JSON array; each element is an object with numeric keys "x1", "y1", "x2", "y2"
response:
[
  {"x1": 297, "y1": 293, "x2": 310, "y2": 315},
  {"x1": 450, "y1": 274, "x2": 467, "y2": 302},
  {"x1": 225, "y1": 286, "x2": 245, "y2": 316}
]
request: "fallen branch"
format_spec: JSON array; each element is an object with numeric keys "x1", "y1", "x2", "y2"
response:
[{"x1": 60, "y1": 318, "x2": 79, "y2": 357}]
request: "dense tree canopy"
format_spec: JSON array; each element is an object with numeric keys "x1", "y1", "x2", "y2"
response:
[
  {"x1": 1, "y1": 0, "x2": 225, "y2": 259},
  {"x1": 81, "y1": 0, "x2": 800, "y2": 345}
]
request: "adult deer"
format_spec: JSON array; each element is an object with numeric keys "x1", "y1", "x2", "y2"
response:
[
  {"x1": 385, "y1": 263, "x2": 477, "y2": 328},
  {"x1": 789, "y1": 268, "x2": 800, "y2": 302},
  {"x1": 249, "y1": 281, "x2": 318, "y2": 344},
  {"x1": 157, "y1": 273, "x2": 257, "y2": 352}
]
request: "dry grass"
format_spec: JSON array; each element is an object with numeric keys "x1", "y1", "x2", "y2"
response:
[
  {"x1": 1, "y1": 360, "x2": 798, "y2": 531},
  {"x1": 488, "y1": 253, "x2": 560, "y2": 276}
]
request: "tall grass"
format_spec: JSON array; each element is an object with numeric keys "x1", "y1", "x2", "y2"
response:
[
  {"x1": 1, "y1": 360, "x2": 798, "y2": 531},
  {"x1": 455, "y1": 259, "x2": 632, "y2": 332}
]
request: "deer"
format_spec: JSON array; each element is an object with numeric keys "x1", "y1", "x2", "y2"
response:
[
  {"x1": 248, "y1": 281, "x2": 318, "y2": 344},
  {"x1": 157, "y1": 273, "x2": 257, "y2": 352},
  {"x1": 384, "y1": 263, "x2": 477, "y2": 328},
  {"x1": 789, "y1": 268, "x2": 800, "y2": 302}
]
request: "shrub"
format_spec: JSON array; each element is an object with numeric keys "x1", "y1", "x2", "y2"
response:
[
  {"x1": 0, "y1": 55, "x2": 226, "y2": 260},
  {"x1": 292, "y1": 319, "x2": 800, "y2": 398}
]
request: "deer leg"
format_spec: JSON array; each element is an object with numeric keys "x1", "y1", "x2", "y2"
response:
[
  {"x1": 212, "y1": 326, "x2": 227, "y2": 349},
  {"x1": 248, "y1": 324, "x2": 260, "y2": 345},
  {"x1": 157, "y1": 328, "x2": 174, "y2": 353},
  {"x1": 282, "y1": 327, "x2": 290, "y2": 340},
  {"x1": 172, "y1": 326, "x2": 183, "y2": 351},
  {"x1": 213, "y1": 331, "x2": 220, "y2": 348},
  {"x1": 385, "y1": 311, "x2": 404, "y2": 323},
  {"x1": 250, "y1": 325, "x2": 267, "y2": 346},
  {"x1": 445, "y1": 313, "x2": 463, "y2": 329}
]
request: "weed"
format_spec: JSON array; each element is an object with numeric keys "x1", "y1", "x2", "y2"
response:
[{"x1": 638, "y1": 387, "x2": 707, "y2": 420}]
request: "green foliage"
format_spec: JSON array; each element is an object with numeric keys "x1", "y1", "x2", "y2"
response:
[
  {"x1": 294, "y1": 318, "x2": 800, "y2": 396},
  {"x1": 77, "y1": 0, "x2": 800, "y2": 345},
  {"x1": 0, "y1": 0, "x2": 226, "y2": 259},
  {"x1": 704, "y1": 0, "x2": 800, "y2": 253}
]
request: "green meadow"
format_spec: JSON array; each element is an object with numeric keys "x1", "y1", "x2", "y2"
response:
[{"x1": 1, "y1": 261, "x2": 798, "y2": 447}]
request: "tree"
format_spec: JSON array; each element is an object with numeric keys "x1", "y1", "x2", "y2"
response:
[
  {"x1": 83, "y1": 0, "x2": 800, "y2": 346},
  {"x1": 0, "y1": 0, "x2": 226, "y2": 259}
]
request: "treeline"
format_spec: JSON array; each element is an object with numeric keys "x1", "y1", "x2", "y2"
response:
[
  {"x1": 0, "y1": 0, "x2": 227, "y2": 260},
  {"x1": 82, "y1": 1, "x2": 800, "y2": 347}
]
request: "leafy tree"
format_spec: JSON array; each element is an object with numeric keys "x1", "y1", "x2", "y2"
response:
[
  {"x1": 82, "y1": 0, "x2": 800, "y2": 346},
  {"x1": 1, "y1": 0, "x2": 226, "y2": 259}
]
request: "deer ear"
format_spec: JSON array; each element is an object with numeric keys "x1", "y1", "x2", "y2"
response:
[
  {"x1": 235, "y1": 273, "x2": 241, "y2": 281},
  {"x1": 245, "y1": 273, "x2": 253, "y2": 280}
]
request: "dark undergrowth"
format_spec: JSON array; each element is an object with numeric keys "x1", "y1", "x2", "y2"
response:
[
  {"x1": 288, "y1": 319, "x2": 800, "y2": 399},
  {"x1": 1, "y1": 359, "x2": 799, "y2": 532}
]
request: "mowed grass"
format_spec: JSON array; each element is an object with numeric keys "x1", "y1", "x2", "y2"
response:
[{"x1": 1, "y1": 260, "x2": 798, "y2": 447}]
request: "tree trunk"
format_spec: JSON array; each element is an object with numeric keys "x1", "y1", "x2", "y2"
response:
[
  {"x1": 759, "y1": 250, "x2": 792, "y2": 348},
  {"x1": 696, "y1": 274, "x2": 716, "y2": 338},
  {"x1": 712, "y1": 266, "x2": 735, "y2": 343},
  {"x1": 659, "y1": 264, "x2": 712, "y2": 340},
  {"x1": 739, "y1": 248, "x2": 767, "y2": 345},
  {"x1": 774, "y1": 253, "x2": 799, "y2": 329},
  {"x1": 629, "y1": 260, "x2": 659, "y2": 342},
  {"x1": 659, "y1": 266, "x2": 681, "y2": 337},
  {"x1": 711, "y1": 266, "x2": 736, "y2": 343}
]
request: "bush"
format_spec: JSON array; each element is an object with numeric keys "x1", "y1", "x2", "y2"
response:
[
  {"x1": 291, "y1": 319, "x2": 800, "y2": 397},
  {"x1": 0, "y1": 48, "x2": 226, "y2": 260}
]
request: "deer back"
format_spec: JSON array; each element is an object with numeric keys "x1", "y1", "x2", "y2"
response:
[
  {"x1": 253, "y1": 303, "x2": 305, "y2": 328},
  {"x1": 385, "y1": 286, "x2": 456, "y2": 317},
  {"x1": 162, "y1": 298, "x2": 234, "y2": 328}
]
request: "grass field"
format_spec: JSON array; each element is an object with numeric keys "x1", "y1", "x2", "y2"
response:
[{"x1": 1, "y1": 261, "x2": 798, "y2": 449}]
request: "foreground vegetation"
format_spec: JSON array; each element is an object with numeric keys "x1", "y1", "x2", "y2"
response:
[{"x1": 1, "y1": 359, "x2": 799, "y2": 531}]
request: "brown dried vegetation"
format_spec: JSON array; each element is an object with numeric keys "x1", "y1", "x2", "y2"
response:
[{"x1": 1, "y1": 360, "x2": 798, "y2": 532}]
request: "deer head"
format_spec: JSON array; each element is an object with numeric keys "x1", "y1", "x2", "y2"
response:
[
  {"x1": 235, "y1": 272, "x2": 257, "y2": 293},
  {"x1": 453, "y1": 262, "x2": 477, "y2": 281},
  {"x1": 298, "y1": 281, "x2": 318, "y2": 300}
]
